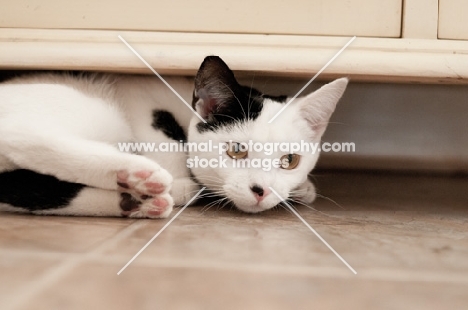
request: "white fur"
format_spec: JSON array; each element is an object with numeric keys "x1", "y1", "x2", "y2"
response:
[
  {"x1": 0, "y1": 73, "x2": 347, "y2": 218},
  {"x1": 0, "y1": 74, "x2": 195, "y2": 218},
  {"x1": 190, "y1": 78, "x2": 348, "y2": 213}
]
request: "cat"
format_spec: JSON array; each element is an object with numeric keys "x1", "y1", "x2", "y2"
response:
[{"x1": 0, "y1": 56, "x2": 348, "y2": 218}]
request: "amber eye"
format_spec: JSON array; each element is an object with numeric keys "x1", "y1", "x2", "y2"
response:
[
  {"x1": 280, "y1": 154, "x2": 300, "y2": 170},
  {"x1": 226, "y1": 142, "x2": 248, "y2": 159}
]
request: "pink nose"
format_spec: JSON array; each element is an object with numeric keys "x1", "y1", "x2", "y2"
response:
[{"x1": 250, "y1": 185, "x2": 270, "y2": 202}]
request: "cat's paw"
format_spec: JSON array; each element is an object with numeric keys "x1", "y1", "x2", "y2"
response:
[
  {"x1": 119, "y1": 192, "x2": 173, "y2": 219},
  {"x1": 170, "y1": 177, "x2": 201, "y2": 206},
  {"x1": 120, "y1": 193, "x2": 174, "y2": 218},
  {"x1": 116, "y1": 167, "x2": 172, "y2": 196},
  {"x1": 292, "y1": 180, "x2": 317, "y2": 205},
  {"x1": 116, "y1": 165, "x2": 174, "y2": 218}
]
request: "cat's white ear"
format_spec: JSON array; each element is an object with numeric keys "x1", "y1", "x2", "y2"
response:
[{"x1": 299, "y1": 78, "x2": 348, "y2": 138}]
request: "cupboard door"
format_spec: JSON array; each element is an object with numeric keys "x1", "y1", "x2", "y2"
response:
[
  {"x1": 0, "y1": 0, "x2": 402, "y2": 37},
  {"x1": 439, "y1": 0, "x2": 468, "y2": 40}
]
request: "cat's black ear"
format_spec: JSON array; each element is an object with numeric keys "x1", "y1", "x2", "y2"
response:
[
  {"x1": 300, "y1": 78, "x2": 348, "y2": 138},
  {"x1": 193, "y1": 56, "x2": 241, "y2": 119}
]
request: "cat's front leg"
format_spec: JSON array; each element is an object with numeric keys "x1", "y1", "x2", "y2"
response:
[
  {"x1": 291, "y1": 179, "x2": 317, "y2": 205},
  {"x1": 0, "y1": 133, "x2": 173, "y2": 192},
  {"x1": 33, "y1": 187, "x2": 172, "y2": 218},
  {"x1": 1, "y1": 133, "x2": 178, "y2": 217}
]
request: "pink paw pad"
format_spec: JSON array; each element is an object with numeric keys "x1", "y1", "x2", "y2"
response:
[
  {"x1": 117, "y1": 170, "x2": 129, "y2": 181},
  {"x1": 134, "y1": 170, "x2": 152, "y2": 179},
  {"x1": 116, "y1": 168, "x2": 172, "y2": 218},
  {"x1": 147, "y1": 209, "x2": 163, "y2": 216},
  {"x1": 152, "y1": 197, "x2": 169, "y2": 208},
  {"x1": 145, "y1": 182, "x2": 165, "y2": 194},
  {"x1": 117, "y1": 171, "x2": 130, "y2": 189},
  {"x1": 147, "y1": 198, "x2": 168, "y2": 216}
]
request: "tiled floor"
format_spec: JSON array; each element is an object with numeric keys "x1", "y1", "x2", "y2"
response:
[{"x1": 1, "y1": 172, "x2": 467, "y2": 310}]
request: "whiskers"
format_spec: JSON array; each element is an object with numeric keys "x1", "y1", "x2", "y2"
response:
[
  {"x1": 274, "y1": 200, "x2": 296, "y2": 216},
  {"x1": 285, "y1": 188, "x2": 345, "y2": 218},
  {"x1": 285, "y1": 197, "x2": 332, "y2": 217},
  {"x1": 201, "y1": 196, "x2": 232, "y2": 213},
  {"x1": 211, "y1": 112, "x2": 238, "y2": 122},
  {"x1": 315, "y1": 193, "x2": 345, "y2": 210},
  {"x1": 193, "y1": 175, "x2": 234, "y2": 214}
]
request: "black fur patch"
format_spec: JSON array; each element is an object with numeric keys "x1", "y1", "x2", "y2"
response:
[
  {"x1": 152, "y1": 110, "x2": 187, "y2": 142},
  {"x1": 263, "y1": 94, "x2": 288, "y2": 103},
  {"x1": 0, "y1": 169, "x2": 85, "y2": 211},
  {"x1": 192, "y1": 56, "x2": 288, "y2": 133},
  {"x1": 195, "y1": 85, "x2": 265, "y2": 133}
]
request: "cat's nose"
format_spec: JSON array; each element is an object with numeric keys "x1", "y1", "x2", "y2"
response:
[{"x1": 250, "y1": 185, "x2": 270, "y2": 202}]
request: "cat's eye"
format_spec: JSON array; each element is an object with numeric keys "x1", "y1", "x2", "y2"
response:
[
  {"x1": 280, "y1": 154, "x2": 300, "y2": 170},
  {"x1": 226, "y1": 142, "x2": 248, "y2": 159}
]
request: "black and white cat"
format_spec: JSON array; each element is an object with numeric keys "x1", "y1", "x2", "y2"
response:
[{"x1": 0, "y1": 56, "x2": 347, "y2": 218}]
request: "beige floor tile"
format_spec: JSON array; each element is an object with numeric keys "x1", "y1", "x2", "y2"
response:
[
  {"x1": 102, "y1": 172, "x2": 468, "y2": 277},
  {"x1": 103, "y1": 207, "x2": 355, "y2": 269},
  {"x1": 18, "y1": 262, "x2": 468, "y2": 310},
  {"x1": 2, "y1": 172, "x2": 468, "y2": 309},
  {"x1": 102, "y1": 205, "x2": 468, "y2": 278},
  {"x1": 0, "y1": 213, "x2": 134, "y2": 253},
  {"x1": 0, "y1": 255, "x2": 61, "y2": 310}
]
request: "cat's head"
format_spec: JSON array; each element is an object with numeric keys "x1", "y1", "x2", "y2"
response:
[{"x1": 188, "y1": 56, "x2": 347, "y2": 213}]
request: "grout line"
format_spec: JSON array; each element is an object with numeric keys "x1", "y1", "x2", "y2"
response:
[
  {"x1": 5, "y1": 220, "x2": 146, "y2": 310},
  {"x1": 269, "y1": 187, "x2": 357, "y2": 275},
  {"x1": 81, "y1": 255, "x2": 468, "y2": 285},
  {"x1": 91, "y1": 220, "x2": 149, "y2": 256},
  {"x1": 117, "y1": 35, "x2": 206, "y2": 123},
  {"x1": 268, "y1": 36, "x2": 356, "y2": 123}
]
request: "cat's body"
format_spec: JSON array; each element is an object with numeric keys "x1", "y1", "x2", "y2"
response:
[{"x1": 0, "y1": 56, "x2": 348, "y2": 218}]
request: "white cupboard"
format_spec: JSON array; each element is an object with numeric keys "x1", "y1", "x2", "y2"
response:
[
  {"x1": 1, "y1": 0, "x2": 402, "y2": 37},
  {"x1": 0, "y1": 0, "x2": 467, "y2": 84}
]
